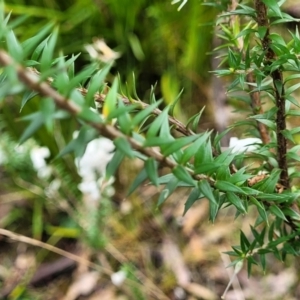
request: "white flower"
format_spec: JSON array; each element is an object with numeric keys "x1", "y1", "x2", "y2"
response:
[
  {"x1": 76, "y1": 137, "x2": 114, "y2": 182},
  {"x1": 111, "y1": 270, "x2": 126, "y2": 286},
  {"x1": 76, "y1": 137, "x2": 115, "y2": 202},
  {"x1": 229, "y1": 137, "x2": 261, "y2": 153},
  {"x1": 30, "y1": 146, "x2": 51, "y2": 178},
  {"x1": 85, "y1": 38, "x2": 121, "y2": 63},
  {"x1": 78, "y1": 180, "x2": 101, "y2": 202}
]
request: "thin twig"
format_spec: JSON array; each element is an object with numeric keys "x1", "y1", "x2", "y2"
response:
[{"x1": 0, "y1": 228, "x2": 170, "y2": 300}]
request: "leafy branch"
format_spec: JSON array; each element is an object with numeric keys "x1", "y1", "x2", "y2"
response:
[{"x1": 0, "y1": 50, "x2": 214, "y2": 186}]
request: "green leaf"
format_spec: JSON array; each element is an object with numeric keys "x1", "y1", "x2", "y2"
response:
[
  {"x1": 248, "y1": 118, "x2": 276, "y2": 130},
  {"x1": 172, "y1": 165, "x2": 196, "y2": 187},
  {"x1": 216, "y1": 166, "x2": 231, "y2": 181},
  {"x1": 226, "y1": 192, "x2": 247, "y2": 214},
  {"x1": 127, "y1": 168, "x2": 148, "y2": 196},
  {"x1": 77, "y1": 106, "x2": 102, "y2": 123},
  {"x1": 247, "y1": 256, "x2": 258, "y2": 277},
  {"x1": 169, "y1": 88, "x2": 183, "y2": 117},
  {"x1": 57, "y1": 126, "x2": 98, "y2": 158},
  {"x1": 131, "y1": 72, "x2": 140, "y2": 100},
  {"x1": 281, "y1": 207, "x2": 300, "y2": 221},
  {"x1": 6, "y1": 30, "x2": 23, "y2": 61},
  {"x1": 19, "y1": 112, "x2": 44, "y2": 144},
  {"x1": 40, "y1": 27, "x2": 59, "y2": 72},
  {"x1": 215, "y1": 180, "x2": 246, "y2": 194},
  {"x1": 156, "y1": 173, "x2": 194, "y2": 187},
  {"x1": 131, "y1": 100, "x2": 162, "y2": 127},
  {"x1": 40, "y1": 97, "x2": 55, "y2": 132},
  {"x1": 20, "y1": 90, "x2": 38, "y2": 112},
  {"x1": 228, "y1": 167, "x2": 252, "y2": 184},
  {"x1": 194, "y1": 139, "x2": 213, "y2": 166},
  {"x1": 240, "y1": 230, "x2": 250, "y2": 253},
  {"x1": 22, "y1": 22, "x2": 54, "y2": 57},
  {"x1": 180, "y1": 132, "x2": 210, "y2": 165},
  {"x1": 85, "y1": 64, "x2": 111, "y2": 107},
  {"x1": 249, "y1": 196, "x2": 268, "y2": 225},
  {"x1": 183, "y1": 188, "x2": 203, "y2": 215},
  {"x1": 269, "y1": 205, "x2": 287, "y2": 221},
  {"x1": 209, "y1": 189, "x2": 220, "y2": 222},
  {"x1": 285, "y1": 82, "x2": 300, "y2": 96},
  {"x1": 261, "y1": 0, "x2": 282, "y2": 18},
  {"x1": 256, "y1": 193, "x2": 294, "y2": 203},
  {"x1": 116, "y1": 101, "x2": 134, "y2": 135},
  {"x1": 250, "y1": 226, "x2": 265, "y2": 247},
  {"x1": 198, "y1": 180, "x2": 216, "y2": 205},
  {"x1": 66, "y1": 64, "x2": 98, "y2": 96},
  {"x1": 260, "y1": 253, "x2": 266, "y2": 272},
  {"x1": 157, "y1": 177, "x2": 179, "y2": 206},
  {"x1": 252, "y1": 169, "x2": 281, "y2": 193},
  {"x1": 106, "y1": 150, "x2": 124, "y2": 178},
  {"x1": 161, "y1": 134, "x2": 200, "y2": 157},
  {"x1": 107, "y1": 102, "x2": 137, "y2": 120},
  {"x1": 145, "y1": 158, "x2": 158, "y2": 186},
  {"x1": 267, "y1": 233, "x2": 296, "y2": 248},
  {"x1": 194, "y1": 163, "x2": 222, "y2": 175},
  {"x1": 143, "y1": 136, "x2": 172, "y2": 147},
  {"x1": 214, "y1": 148, "x2": 235, "y2": 165},
  {"x1": 186, "y1": 106, "x2": 205, "y2": 132},
  {"x1": 146, "y1": 107, "x2": 170, "y2": 138},
  {"x1": 114, "y1": 137, "x2": 134, "y2": 158},
  {"x1": 103, "y1": 78, "x2": 118, "y2": 119}
]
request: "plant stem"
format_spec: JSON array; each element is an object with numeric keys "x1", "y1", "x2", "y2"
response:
[{"x1": 254, "y1": 0, "x2": 289, "y2": 188}]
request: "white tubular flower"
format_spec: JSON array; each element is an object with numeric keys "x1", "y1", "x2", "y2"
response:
[
  {"x1": 76, "y1": 137, "x2": 115, "y2": 202},
  {"x1": 229, "y1": 137, "x2": 262, "y2": 153},
  {"x1": 76, "y1": 137, "x2": 114, "y2": 182},
  {"x1": 30, "y1": 146, "x2": 51, "y2": 179}
]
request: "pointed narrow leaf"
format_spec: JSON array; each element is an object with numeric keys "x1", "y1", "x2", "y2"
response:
[
  {"x1": 145, "y1": 158, "x2": 158, "y2": 186},
  {"x1": 127, "y1": 168, "x2": 148, "y2": 196},
  {"x1": 183, "y1": 188, "x2": 203, "y2": 215},
  {"x1": 22, "y1": 22, "x2": 54, "y2": 56},
  {"x1": 103, "y1": 78, "x2": 118, "y2": 119},
  {"x1": 198, "y1": 180, "x2": 216, "y2": 205},
  {"x1": 146, "y1": 107, "x2": 170, "y2": 138},
  {"x1": 106, "y1": 150, "x2": 124, "y2": 178},
  {"x1": 85, "y1": 64, "x2": 111, "y2": 106},
  {"x1": 161, "y1": 134, "x2": 199, "y2": 157},
  {"x1": 114, "y1": 137, "x2": 134, "y2": 158},
  {"x1": 20, "y1": 90, "x2": 38, "y2": 111},
  {"x1": 172, "y1": 165, "x2": 196, "y2": 186},
  {"x1": 226, "y1": 192, "x2": 246, "y2": 213},
  {"x1": 19, "y1": 112, "x2": 44, "y2": 144},
  {"x1": 6, "y1": 30, "x2": 23, "y2": 61},
  {"x1": 157, "y1": 177, "x2": 179, "y2": 206},
  {"x1": 215, "y1": 180, "x2": 246, "y2": 194},
  {"x1": 131, "y1": 100, "x2": 162, "y2": 127},
  {"x1": 269, "y1": 205, "x2": 287, "y2": 221}
]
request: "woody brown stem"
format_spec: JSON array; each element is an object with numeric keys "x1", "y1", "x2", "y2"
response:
[{"x1": 254, "y1": 0, "x2": 289, "y2": 188}]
